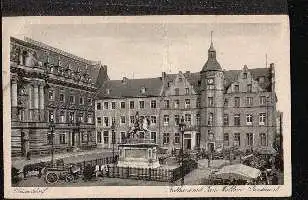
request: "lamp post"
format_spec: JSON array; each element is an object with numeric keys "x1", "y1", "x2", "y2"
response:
[
  {"x1": 179, "y1": 116, "x2": 186, "y2": 186},
  {"x1": 111, "y1": 122, "x2": 116, "y2": 163},
  {"x1": 49, "y1": 118, "x2": 55, "y2": 166}
]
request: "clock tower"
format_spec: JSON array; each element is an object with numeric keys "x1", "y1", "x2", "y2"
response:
[{"x1": 200, "y1": 33, "x2": 224, "y2": 151}]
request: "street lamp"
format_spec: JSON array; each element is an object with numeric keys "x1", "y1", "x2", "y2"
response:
[
  {"x1": 111, "y1": 122, "x2": 116, "y2": 163},
  {"x1": 49, "y1": 118, "x2": 55, "y2": 166},
  {"x1": 179, "y1": 116, "x2": 186, "y2": 186}
]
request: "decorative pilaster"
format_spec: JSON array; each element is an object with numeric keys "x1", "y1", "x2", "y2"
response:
[
  {"x1": 39, "y1": 84, "x2": 45, "y2": 121},
  {"x1": 11, "y1": 76, "x2": 18, "y2": 120},
  {"x1": 33, "y1": 81, "x2": 39, "y2": 121}
]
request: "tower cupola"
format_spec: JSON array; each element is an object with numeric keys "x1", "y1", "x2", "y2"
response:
[{"x1": 201, "y1": 31, "x2": 222, "y2": 72}]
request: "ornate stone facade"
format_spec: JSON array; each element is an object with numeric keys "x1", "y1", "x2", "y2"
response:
[{"x1": 10, "y1": 37, "x2": 108, "y2": 157}]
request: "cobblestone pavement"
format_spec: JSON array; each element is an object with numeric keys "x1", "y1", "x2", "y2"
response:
[{"x1": 12, "y1": 149, "x2": 118, "y2": 169}]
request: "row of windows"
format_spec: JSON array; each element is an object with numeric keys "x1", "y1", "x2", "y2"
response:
[
  {"x1": 97, "y1": 99, "x2": 200, "y2": 110},
  {"x1": 223, "y1": 113, "x2": 267, "y2": 126},
  {"x1": 49, "y1": 90, "x2": 93, "y2": 105},
  {"x1": 224, "y1": 96, "x2": 268, "y2": 107},
  {"x1": 97, "y1": 131, "x2": 157, "y2": 144},
  {"x1": 97, "y1": 115, "x2": 157, "y2": 126},
  {"x1": 48, "y1": 110, "x2": 93, "y2": 123},
  {"x1": 223, "y1": 132, "x2": 268, "y2": 146},
  {"x1": 47, "y1": 132, "x2": 93, "y2": 145},
  {"x1": 97, "y1": 95, "x2": 269, "y2": 110}
]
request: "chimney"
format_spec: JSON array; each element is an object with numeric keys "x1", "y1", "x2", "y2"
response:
[
  {"x1": 122, "y1": 77, "x2": 128, "y2": 84},
  {"x1": 162, "y1": 72, "x2": 166, "y2": 79}
]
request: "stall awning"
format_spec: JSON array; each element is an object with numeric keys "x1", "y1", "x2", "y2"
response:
[{"x1": 212, "y1": 164, "x2": 261, "y2": 180}]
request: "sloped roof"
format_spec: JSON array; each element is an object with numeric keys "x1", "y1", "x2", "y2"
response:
[
  {"x1": 97, "y1": 67, "x2": 272, "y2": 99},
  {"x1": 97, "y1": 77, "x2": 164, "y2": 99}
]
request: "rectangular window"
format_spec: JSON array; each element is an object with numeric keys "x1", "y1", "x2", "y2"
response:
[
  {"x1": 223, "y1": 114, "x2": 229, "y2": 126},
  {"x1": 164, "y1": 100, "x2": 170, "y2": 109},
  {"x1": 163, "y1": 115, "x2": 169, "y2": 126},
  {"x1": 208, "y1": 112, "x2": 213, "y2": 126},
  {"x1": 121, "y1": 132, "x2": 126, "y2": 143},
  {"x1": 234, "y1": 114, "x2": 241, "y2": 126},
  {"x1": 175, "y1": 88, "x2": 179, "y2": 96},
  {"x1": 130, "y1": 101, "x2": 134, "y2": 109},
  {"x1": 79, "y1": 97, "x2": 84, "y2": 105},
  {"x1": 185, "y1": 88, "x2": 189, "y2": 95},
  {"x1": 175, "y1": 115, "x2": 180, "y2": 126},
  {"x1": 120, "y1": 102, "x2": 125, "y2": 109},
  {"x1": 196, "y1": 132, "x2": 201, "y2": 146},
  {"x1": 246, "y1": 97, "x2": 253, "y2": 106},
  {"x1": 97, "y1": 131, "x2": 102, "y2": 143},
  {"x1": 246, "y1": 133, "x2": 253, "y2": 146},
  {"x1": 185, "y1": 99, "x2": 190, "y2": 109},
  {"x1": 104, "y1": 117, "x2": 109, "y2": 127},
  {"x1": 196, "y1": 99, "x2": 201, "y2": 108},
  {"x1": 234, "y1": 85, "x2": 239, "y2": 92},
  {"x1": 224, "y1": 133, "x2": 229, "y2": 146},
  {"x1": 224, "y1": 98, "x2": 228, "y2": 106},
  {"x1": 103, "y1": 131, "x2": 109, "y2": 144},
  {"x1": 69, "y1": 112, "x2": 74, "y2": 123},
  {"x1": 82, "y1": 132, "x2": 89, "y2": 143},
  {"x1": 60, "y1": 111, "x2": 65, "y2": 123},
  {"x1": 174, "y1": 99, "x2": 179, "y2": 109},
  {"x1": 104, "y1": 102, "x2": 109, "y2": 109},
  {"x1": 259, "y1": 113, "x2": 266, "y2": 125},
  {"x1": 97, "y1": 117, "x2": 102, "y2": 124},
  {"x1": 151, "y1": 132, "x2": 157, "y2": 143},
  {"x1": 163, "y1": 133, "x2": 170, "y2": 144},
  {"x1": 208, "y1": 97, "x2": 213, "y2": 107},
  {"x1": 196, "y1": 114, "x2": 200, "y2": 125},
  {"x1": 79, "y1": 112, "x2": 84, "y2": 123},
  {"x1": 49, "y1": 110, "x2": 54, "y2": 122},
  {"x1": 247, "y1": 84, "x2": 252, "y2": 92},
  {"x1": 111, "y1": 102, "x2": 116, "y2": 109},
  {"x1": 59, "y1": 134, "x2": 66, "y2": 144},
  {"x1": 174, "y1": 133, "x2": 180, "y2": 144},
  {"x1": 234, "y1": 97, "x2": 240, "y2": 107},
  {"x1": 97, "y1": 102, "x2": 101, "y2": 110},
  {"x1": 130, "y1": 115, "x2": 135, "y2": 124},
  {"x1": 59, "y1": 93, "x2": 65, "y2": 102},
  {"x1": 69, "y1": 95, "x2": 75, "y2": 104},
  {"x1": 260, "y1": 133, "x2": 267, "y2": 146},
  {"x1": 260, "y1": 96, "x2": 266, "y2": 105},
  {"x1": 87, "y1": 113, "x2": 93, "y2": 124},
  {"x1": 185, "y1": 114, "x2": 191, "y2": 125},
  {"x1": 47, "y1": 133, "x2": 53, "y2": 145},
  {"x1": 121, "y1": 116, "x2": 126, "y2": 124},
  {"x1": 111, "y1": 117, "x2": 116, "y2": 126},
  {"x1": 87, "y1": 98, "x2": 92, "y2": 105},
  {"x1": 151, "y1": 100, "x2": 156, "y2": 108},
  {"x1": 150, "y1": 116, "x2": 157, "y2": 125},
  {"x1": 139, "y1": 101, "x2": 145, "y2": 109},
  {"x1": 234, "y1": 133, "x2": 240, "y2": 146},
  {"x1": 246, "y1": 114, "x2": 253, "y2": 125},
  {"x1": 49, "y1": 90, "x2": 54, "y2": 101}
]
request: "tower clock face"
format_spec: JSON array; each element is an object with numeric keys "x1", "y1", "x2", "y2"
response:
[{"x1": 207, "y1": 78, "x2": 214, "y2": 84}]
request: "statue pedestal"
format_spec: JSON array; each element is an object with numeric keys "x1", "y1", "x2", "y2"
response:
[{"x1": 117, "y1": 143, "x2": 160, "y2": 169}]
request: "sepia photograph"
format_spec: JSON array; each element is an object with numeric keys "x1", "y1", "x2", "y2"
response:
[{"x1": 3, "y1": 16, "x2": 291, "y2": 198}]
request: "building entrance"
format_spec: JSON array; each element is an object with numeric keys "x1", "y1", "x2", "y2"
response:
[{"x1": 184, "y1": 139, "x2": 191, "y2": 150}]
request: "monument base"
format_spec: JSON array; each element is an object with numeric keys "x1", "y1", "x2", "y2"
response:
[{"x1": 117, "y1": 143, "x2": 160, "y2": 169}]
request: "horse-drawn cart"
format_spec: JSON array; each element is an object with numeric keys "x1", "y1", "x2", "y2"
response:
[{"x1": 42, "y1": 163, "x2": 81, "y2": 184}]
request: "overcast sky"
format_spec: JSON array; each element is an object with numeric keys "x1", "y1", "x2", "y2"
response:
[{"x1": 9, "y1": 17, "x2": 289, "y2": 111}]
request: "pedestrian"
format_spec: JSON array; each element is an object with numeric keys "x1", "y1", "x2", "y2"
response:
[
  {"x1": 271, "y1": 173, "x2": 278, "y2": 185},
  {"x1": 100, "y1": 164, "x2": 105, "y2": 177},
  {"x1": 106, "y1": 164, "x2": 110, "y2": 177},
  {"x1": 95, "y1": 164, "x2": 100, "y2": 180}
]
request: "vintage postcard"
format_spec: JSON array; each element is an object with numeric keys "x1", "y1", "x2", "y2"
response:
[{"x1": 3, "y1": 15, "x2": 291, "y2": 198}]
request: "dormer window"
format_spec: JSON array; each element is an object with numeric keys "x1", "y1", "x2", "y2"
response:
[
  {"x1": 243, "y1": 73, "x2": 247, "y2": 79},
  {"x1": 141, "y1": 87, "x2": 146, "y2": 94}
]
